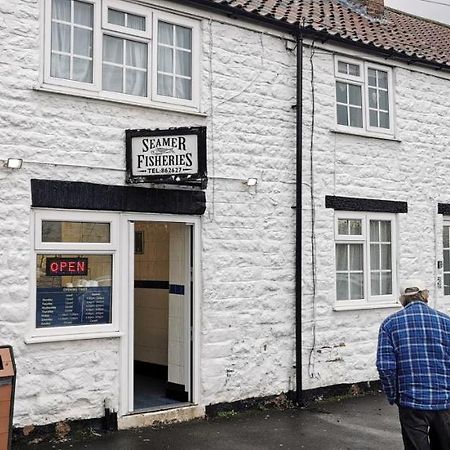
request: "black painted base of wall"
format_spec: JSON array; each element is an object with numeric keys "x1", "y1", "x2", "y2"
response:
[
  {"x1": 13, "y1": 380, "x2": 382, "y2": 445},
  {"x1": 205, "y1": 380, "x2": 382, "y2": 417}
]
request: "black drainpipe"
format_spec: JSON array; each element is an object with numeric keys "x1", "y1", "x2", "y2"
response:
[{"x1": 295, "y1": 29, "x2": 304, "y2": 406}]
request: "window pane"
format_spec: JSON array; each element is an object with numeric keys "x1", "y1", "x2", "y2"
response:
[
  {"x1": 73, "y1": 27, "x2": 92, "y2": 57},
  {"x1": 368, "y1": 68, "x2": 377, "y2": 87},
  {"x1": 350, "y1": 273, "x2": 364, "y2": 299},
  {"x1": 52, "y1": 22, "x2": 71, "y2": 53},
  {"x1": 381, "y1": 272, "x2": 392, "y2": 295},
  {"x1": 370, "y1": 221, "x2": 379, "y2": 242},
  {"x1": 36, "y1": 254, "x2": 112, "y2": 328},
  {"x1": 445, "y1": 274, "x2": 450, "y2": 296},
  {"x1": 349, "y1": 219, "x2": 362, "y2": 235},
  {"x1": 337, "y1": 61, "x2": 348, "y2": 74},
  {"x1": 444, "y1": 249, "x2": 450, "y2": 271},
  {"x1": 158, "y1": 21, "x2": 173, "y2": 45},
  {"x1": 52, "y1": 0, "x2": 71, "y2": 21},
  {"x1": 127, "y1": 13, "x2": 146, "y2": 31},
  {"x1": 336, "y1": 273, "x2": 349, "y2": 300},
  {"x1": 336, "y1": 82, "x2": 347, "y2": 103},
  {"x1": 336, "y1": 244, "x2": 348, "y2": 271},
  {"x1": 381, "y1": 244, "x2": 392, "y2": 270},
  {"x1": 380, "y1": 112, "x2": 390, "y2": 129},
  {"x1": 74, "y1": 1, "x2": 93, "y2": 27},
  {"x1": 104, "y1": 35, "x2": 123, "y2": 64},
  {"x1": 378, "y1": 71, "x2": 388, "y2": 89},
  {"x1": 371, "y1": 272, "x2": 381, "y2": 296},
  {"x1": 103, "y1": 64, "x2": 123, "y2": 92},
  {"x1": 349, "y1": 244, "x2": 363, "y2": 271},
  {"x1": 175, "y1": 77, "x2": 192, "y2": 100},
  {"x1": 380, "y1": 221, "x2": 391, "y2": 241},
  {"x1": 337, "y1": 105, "x2": 348, "y2": 126},
  {"x1": 368, "y1": 88, "x2": 377, "y2": 109},
  {"x1": 176, "y1": 25, "x2": 192, "y2": 50},
  {"x1": 348, "y1": 85, "x2": 362, "y2": 106},
  {"x1": 370, "y1": 244, "x2": 380, "y2": 270},
  {"x1": 125, "y1": 69, "x2": 147, "y2": 96},
  {"x1": 349, "y1": 107, "x2": 363, "y2": 128},
  {"x1": 73, "y1": 57, "x2": 92, "y2": 83},
  {"x1": 126, "y1": 41, "x2": 147, "y2": 69},
  {"x1": 158, "y1": 46, "x2": 173, "y2": 73},
  {"x1": 338, "y1": 219, "x2": 348, "y2": 235},
  {"x1": 369, "y1": 109, "x2": 378, "y2": 127},
  {"x1": 51, "y1": 54, "x2": 70, "y2": 79},
  {"x1": 379, "y1": 90, "x2": 389, "y2": 111},
  {"x1": 42, "y1": 221, "x2": 110, "y2": 243},
  {"x1": 157, "y1": 73, "x2": 173, "y2": 96},
  {"x1": 175, "y1": 50, "x2": 191, "y2": 77},
  {"x1": 444, "y1": 227, "x2": 450, "y2": 249},
  {"x1": 108, "y1": 9, "x2": 125, "y2": 26}
]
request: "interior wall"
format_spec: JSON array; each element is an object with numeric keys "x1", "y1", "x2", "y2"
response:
[
  {"x1": 134, "y1": 222, "x2": 169, "y2": 366},
  {"x1": 168, "y1": 223, "x2": 187, "y2": 387}
]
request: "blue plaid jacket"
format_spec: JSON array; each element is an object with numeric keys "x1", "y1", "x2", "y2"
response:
[{"x1": 376, "y1": 301, "x2": 450, "y2": 410}]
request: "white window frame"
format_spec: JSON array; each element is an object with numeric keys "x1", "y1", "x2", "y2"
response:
[
  {"x1": 152, "y1": 10, "x2": 200, "y2": 108},
  {"x1": 334, "y1": 211, "x2": 399, "y2": 310},
  {"x1": 102, "y1": 0, "x2": 152, "y2": 39},
  {"x1": 42, "y1": 0, "x2": 201, "y2": 111},
  {"x1": 28, "y1": 209, "x2": 121, "y2": 342},
  {"x1": 443, "y1": 221, "x2": 450, "y2": 296},
  {"x1": 335, "y1": 56, "x2": 395, "y2": 137},
  {"x1": 43, "y1": 0, "x2": 102, "y2": 91}
]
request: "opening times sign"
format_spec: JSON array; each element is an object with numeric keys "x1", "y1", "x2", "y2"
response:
[
  {"x1": 126, "y1": 127, "x2": 207, "y2": 188},
  {"x1": 36, "y1": 287, "x2": 112, "y2": 328}
]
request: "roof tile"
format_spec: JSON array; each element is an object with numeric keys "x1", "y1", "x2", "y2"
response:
[{"x1": 200, "y1": 0, "x2": 450, "y2": 68}]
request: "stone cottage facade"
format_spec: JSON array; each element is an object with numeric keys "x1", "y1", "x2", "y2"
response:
[{"x1": 1, "y1": 0, "x2": 450, "y2": 430}]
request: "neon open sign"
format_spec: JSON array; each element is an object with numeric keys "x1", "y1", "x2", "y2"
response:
[{"x1": 45, "y1": 258, "x2": 88, "y2": 277}]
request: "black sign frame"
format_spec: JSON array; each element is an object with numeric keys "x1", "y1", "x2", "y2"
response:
[{"x1": 126, "y1": 126, "x2": 207, "y2": 189}]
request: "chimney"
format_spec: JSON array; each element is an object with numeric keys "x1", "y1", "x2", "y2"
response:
[{"x1": 361, "y1": 0, "x2": 385, "y2": 17}]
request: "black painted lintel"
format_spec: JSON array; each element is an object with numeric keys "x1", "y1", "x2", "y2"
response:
[{"x1": 325, "y1": 195, "x2": 407, "y2": 213}]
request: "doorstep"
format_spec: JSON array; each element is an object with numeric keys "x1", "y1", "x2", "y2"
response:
[{"x1": 118, "y1": 405, "x2": 205, "y2": 430}]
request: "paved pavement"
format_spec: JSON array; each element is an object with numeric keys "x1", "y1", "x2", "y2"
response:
[{"x1": 14, "y1": 393, "x2": 403, "y2": 450}]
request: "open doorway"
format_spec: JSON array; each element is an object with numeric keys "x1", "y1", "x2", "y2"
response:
[{"x1": 132, "y1": 222, "x2": 192, "y2": 412}]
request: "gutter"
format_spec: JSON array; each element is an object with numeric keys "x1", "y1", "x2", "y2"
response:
[{"x1": 295, "y1": 29, "x2": 304, "y2": 406}]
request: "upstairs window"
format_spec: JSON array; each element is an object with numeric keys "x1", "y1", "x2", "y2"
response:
[
  {"x1": 43, "y1": 0, "x2": 200, "y2": 109},
  {"x1": 335, "y1": 57, "x2": 394, "y2": 136}
]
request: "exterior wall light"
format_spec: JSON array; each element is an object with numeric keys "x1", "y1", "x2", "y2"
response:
[
  {"x1": 246, "y1": 178, "x2": 258, "y2": 187},
  {"x1": 4, "y1": 158, "x2": 23, "y2": 169}
]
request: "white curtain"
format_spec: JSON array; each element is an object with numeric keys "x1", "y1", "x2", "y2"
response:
[{"x1": 51, "y1": 0, "x2": 93, "y2": 83}]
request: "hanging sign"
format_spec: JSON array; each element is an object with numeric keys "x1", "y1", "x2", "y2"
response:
[{"x1": 126, "y1": 127, "x2": 207, "y2": 188}]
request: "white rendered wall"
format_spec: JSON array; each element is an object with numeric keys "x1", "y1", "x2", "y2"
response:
[{"x1": 2, "y1": 0, "x2": 450, "y2": 428}]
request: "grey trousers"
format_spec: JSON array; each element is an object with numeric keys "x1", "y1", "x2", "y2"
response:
[{"x1": 399, "y1": 406, "x2": 450, "y2": 450}]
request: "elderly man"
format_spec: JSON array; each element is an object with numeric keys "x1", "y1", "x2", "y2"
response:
[{"x1": 376, "y1": 281, "x2": 450, "y2": 450}]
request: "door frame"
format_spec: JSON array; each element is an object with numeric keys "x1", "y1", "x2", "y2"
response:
[{"x1": 119, "y1": 213, "x2": 202, "y2": 416}]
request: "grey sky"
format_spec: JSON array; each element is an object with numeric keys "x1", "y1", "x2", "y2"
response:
[{"x1": 385, "y1": 0, "x2": 450, "y2": 25}]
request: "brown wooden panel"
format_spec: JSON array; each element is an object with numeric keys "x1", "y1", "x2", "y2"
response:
[
  {"x1": 0, "y1": 416, "x2": 9, "y2": 433},
  {"x1": 0, "y1": 387, "x2": 11, "y2": 403},
  {"x1": 0, "y1": 349, "x2": 14, "y2": 377},
  {"x1": 0, "y1": 431, "x2": 9, "y2": 450}
]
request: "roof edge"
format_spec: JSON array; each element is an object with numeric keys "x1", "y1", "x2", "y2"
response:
[{"x1": 167, "y1": 0, "x2": 450, "y2": 73}]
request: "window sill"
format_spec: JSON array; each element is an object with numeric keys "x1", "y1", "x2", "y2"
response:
[
  {"x1": 333, "y1": 302, "x2": 401, "y2": 312},
  {"x1": 25, "y1": 331, "x2": 124, "y2": 344},
  {"x1": 34, "y1": 84, "x2": 207, "y2": 118},
  {"x1": 331, "y1": 128, "x2": 401, "y2": 142}
]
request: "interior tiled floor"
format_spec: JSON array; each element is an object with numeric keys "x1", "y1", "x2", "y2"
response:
[{"x1": 133, "y1": 373, "x2": 182, "y2": 410}]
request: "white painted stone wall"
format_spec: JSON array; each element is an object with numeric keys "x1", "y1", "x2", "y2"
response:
[{"x1": 1, "y1": 0, "x2": 450, "y2": 428}]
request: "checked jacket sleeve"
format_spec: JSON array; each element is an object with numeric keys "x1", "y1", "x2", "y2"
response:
[{"x1": 376, "y1": 324, "x2": 397, "y2": 405}]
